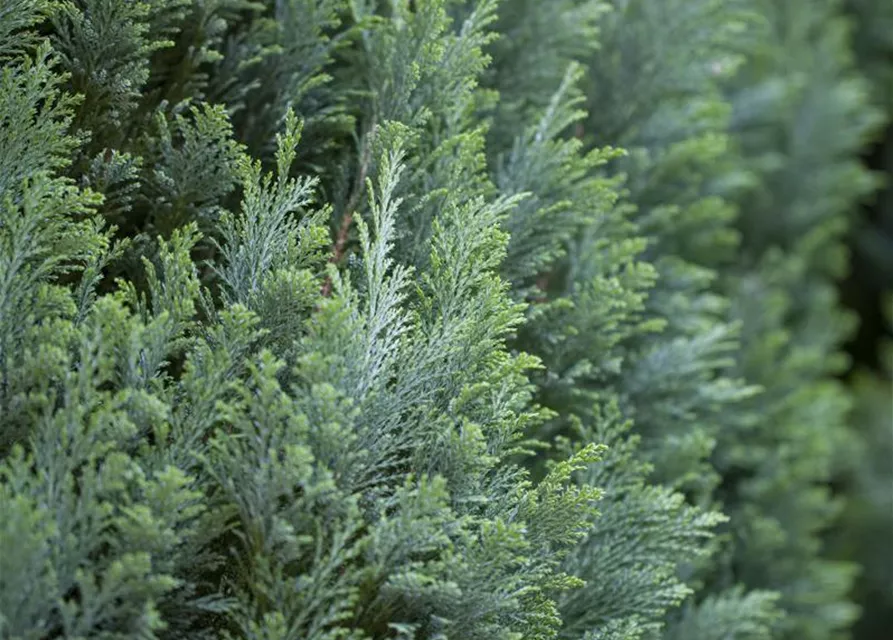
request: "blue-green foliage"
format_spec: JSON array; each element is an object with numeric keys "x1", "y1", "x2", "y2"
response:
[
  {"x1": 0, "y1": 3, "x2": 601, "y2": 637},
  {"x1": 0, "y1": 0, "x2": 885, "y2": 639},
  {"x1": 717, "y1": 2, "x2": 883, "y2": 638},
  {"x1": 482, "y1": 2, "x2": 782, "y2": 638}
]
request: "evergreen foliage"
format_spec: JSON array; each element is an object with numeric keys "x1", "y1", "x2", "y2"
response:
[
  {"x1": 0, "y1": 1, "x2": 888, "y2": 639},
  {"x1": 837, "y1": 2, "x2": 893, "y2": 638},
  {"x1": 835, "y1": 306, "x2": 893, "y2": 640},
  {"x1": 717, "y1": 3, "x2": 884, "y2": 638}
]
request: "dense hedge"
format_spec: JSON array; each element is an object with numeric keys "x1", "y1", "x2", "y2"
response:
[{"x1": 0, "y1": 1, "x2": 888, "y2": 639}]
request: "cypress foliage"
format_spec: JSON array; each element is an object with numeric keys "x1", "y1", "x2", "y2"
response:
[
  {"x1": 716, "y1": 3, "x2": 884, "y2": 638},
  {"x1": 1, "y1": 2, "x2": 600, "y2": 637},
  {"x1": 483, "y1": 2, "x2": 781, "y2": 638},
  {"x1": 837, "y1": 2, "x2": 893, "y2": 638},
  {"x1": 0, "y1": 2, "x2": 887, "y2": 639},
  {"x1": 836, "y1": 303, "x2": 893, "y2": 640}
]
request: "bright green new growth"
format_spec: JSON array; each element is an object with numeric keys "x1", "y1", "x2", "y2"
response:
[{"x1": 0, "y1": 0, "x2": 885, "y2": 639}]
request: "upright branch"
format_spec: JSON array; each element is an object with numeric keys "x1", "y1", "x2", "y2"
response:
[{"x1": 322, "y1": 122, "x2": 377, "y2": 297}]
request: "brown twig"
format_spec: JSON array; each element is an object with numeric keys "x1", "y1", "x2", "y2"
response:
[
  {"x1": 533, "y1": 272, "x2": 551, "y2": 303},
  {"x1": 321, "y1": 123, "x2": 377, "y2": 297}
]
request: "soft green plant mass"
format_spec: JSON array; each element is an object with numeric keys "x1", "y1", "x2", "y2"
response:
[
  {"x1": 836, "y1": 2, "x2": 893, "y2": 638},
  {"x1": 0, "y1": 1, "x2": 887, "y2": 639}
]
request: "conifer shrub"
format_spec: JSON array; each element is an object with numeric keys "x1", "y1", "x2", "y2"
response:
[
  {"x1": 0, "y1": 1, "x2": 885, "y2": 639},
  {"x1": 711, "y1": 2, "x2": 885, "y2": 638}
]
